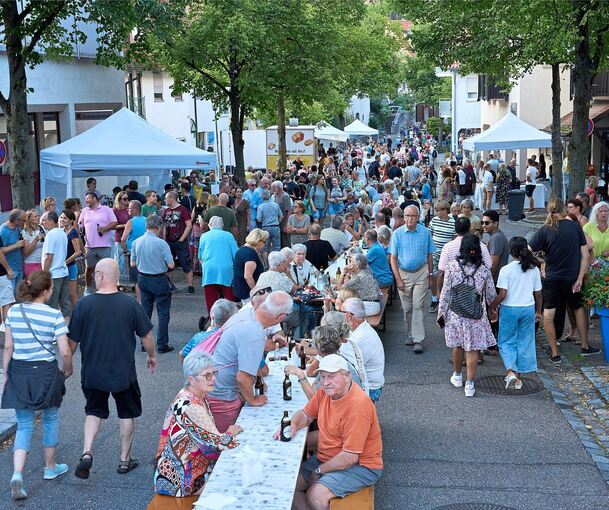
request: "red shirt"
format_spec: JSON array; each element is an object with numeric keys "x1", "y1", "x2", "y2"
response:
[{"x1": 161, "y1": 205, "x2": 190, "y2": 242}]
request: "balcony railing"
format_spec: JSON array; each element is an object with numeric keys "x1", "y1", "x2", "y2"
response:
[
  {"x1": 477, "y1": 75, "x2": 509, "y2": 101},
  {"x1": 570, "y1": 70, "x2": 609, "y2": 99}
]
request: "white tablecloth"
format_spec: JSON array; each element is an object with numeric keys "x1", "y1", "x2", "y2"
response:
[
  {"x1": 195, "y1": 349, "x2": 308, "y2": 510},
  {"x1": 488, "y1": 183, "x2": 548, "y2": 210}
]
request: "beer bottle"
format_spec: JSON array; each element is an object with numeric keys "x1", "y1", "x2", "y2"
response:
[
  {"x1": 254, "y1": 375, "x2": 264, "y2": 396},
  {"x1": 288, "y1": 335, "x2": 294, "y2": 358},
  {"x1": 336, "y1": 266, "x2": 342, "y2": 279},
  {"x1": 283, "y1": 373, "x2": 292, "y2": 401},
  {"x1": 300, "y1": 345, "x2": 307, "y2": 370},
  {"x1": 280, "y1": 411, "x2": 291, "y2": 442}
]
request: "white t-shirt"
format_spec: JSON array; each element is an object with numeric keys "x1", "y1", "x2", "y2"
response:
[
  {"x1": 457, "y1": 169, "x2": 466, "y2": 186},
  {"x1": 22, "y1": 230, "x2": 43, "y2": 264},
  {"x1": 526, "y1": 166, "x2": 537, "y2": 185},
  {"x1": 497, "y1": 260, "x2": 542, "y2": 307},
  {"x1": 340, "y1": 320, "x2": 385, "y2": 390},
  {"x1": 482, "y1": 170, "x2": 494, "y2": 188},
  {"x1": 41, "y1": 227, "x2": 68, "y2": 279}
]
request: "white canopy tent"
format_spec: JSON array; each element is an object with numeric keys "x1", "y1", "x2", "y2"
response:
[
  {"x1": 462, "y1": 112, "x2": 552, "y2": 151},
  {"x1": 40, "y1": 108, "x2": 218, "y2": 204},
  {"x1": 343, "y1": 119, "x2": 378, "y2": 137},
  {"x1": 314, "y1": 124, "x2": 349, "y2": 142}
]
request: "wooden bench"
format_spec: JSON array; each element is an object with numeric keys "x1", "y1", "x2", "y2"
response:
[
  {"x1": 368, "y1": 288, "x2": 389, "y2": 332},
  {"x1": 330, "y1": 485, "x2": 375, "y2": 509},
  {"x1": 147, "y1": 494, "x2": 197, "y2": 510}
]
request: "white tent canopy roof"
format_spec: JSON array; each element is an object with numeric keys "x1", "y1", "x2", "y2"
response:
[
  {"x1": 314, "y1": 124, "x2": 349, "y2": 142},
  {"x1": 462, "y1": 112, "x2": 552, "y2": 151},
  {"x1": 40, "y1": 107, "x2": 217, "y2": 204},
  {"x1": 343, "y1": 119, "x2": 378, "y2": 136}
]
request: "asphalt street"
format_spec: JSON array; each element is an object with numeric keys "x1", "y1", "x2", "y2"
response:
[{"x1": 1, "y1": 218, "x2": 609, "y2": 509}]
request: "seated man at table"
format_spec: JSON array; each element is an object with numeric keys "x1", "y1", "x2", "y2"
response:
[
  {"x1": 320, "y1": 216, "x2": 350, "y2": 257},
  {"x1": 339, "y1": 298, "x2": 385, "y2": 402},
  {"x1": 279, "y1": 354, "x2": 383, "y2": 510},
  {"x1": 208, "y1": 290, "x2": 293, "y2": 432},
  {"x1": 365, "y1": 229, "x2": 394, "y2": 289},
  {"x1": 304, "y1": 224, "x2": 336, "y2": 271}
]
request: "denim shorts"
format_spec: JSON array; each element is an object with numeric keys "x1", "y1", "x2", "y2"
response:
[
  {"x1": 300, "y1": 454, "x2": 382, "y2": 498},
  {"x1": 67, "y1": 263, "x2": 78, "y2": 281}
]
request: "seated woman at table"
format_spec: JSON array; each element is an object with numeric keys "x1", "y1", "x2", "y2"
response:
[
  {"x1": 154, "y1": 351, "x2": 242, "y2": 497},
  {"x1": 284, "y1": 325, "x2": 364, "y2": 400},
  {"x1": 336, "y1": 252, "x2": 382, "y2": 316},
  {"x1": 291, "y1": 243, "x2": 314, "y2": 286}
]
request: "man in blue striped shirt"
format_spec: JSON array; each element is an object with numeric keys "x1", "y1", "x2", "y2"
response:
[{"x1": 389, "y1": 205, "x2": 435, "y2": 354}]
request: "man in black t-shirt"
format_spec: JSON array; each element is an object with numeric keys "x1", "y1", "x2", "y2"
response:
[
  {"x1": 529, "y1": 211, "x2": 600, "y2": 363},
  {"x1": 68, "y1": 258, "x2": 156, "y2": 480},
  {"x1": 304, "y1": 224, "x2": 336, "y2": 270}
]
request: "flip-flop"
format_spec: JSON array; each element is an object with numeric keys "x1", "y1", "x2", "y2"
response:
[
  {"x1": 75, "y1": 452, "x2": 93, "y2": 479},
  {"x1": 117, "y1": 458, "x2": 139, "y2": 474}
]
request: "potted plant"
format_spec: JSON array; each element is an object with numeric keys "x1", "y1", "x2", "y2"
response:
[{"x1": 583, "y1": 265, "x2": 609, "y2": 362}]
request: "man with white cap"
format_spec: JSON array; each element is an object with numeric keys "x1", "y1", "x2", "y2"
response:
[{"x1": 277, "y1": 354, "x2": 383, "y2": 510}]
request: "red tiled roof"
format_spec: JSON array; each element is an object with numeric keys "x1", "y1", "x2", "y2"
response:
[{"x1": 543, "y1": 102, "x2": 609, "y2": 133}]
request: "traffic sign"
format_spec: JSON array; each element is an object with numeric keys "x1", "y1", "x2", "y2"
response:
[
  {"x1": 0, "y1": 139, "x2": 5, "y2": 166},
  {"x1": 588, "y1": 118, "x2": 595, "y2": 136}
]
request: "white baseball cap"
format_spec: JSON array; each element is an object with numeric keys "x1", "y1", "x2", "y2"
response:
[{"x1": 314, "y1": 354, "x2": 349, "y2": 374}]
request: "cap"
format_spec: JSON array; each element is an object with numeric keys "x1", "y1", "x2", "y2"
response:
[{"x1": 314, "y1": 354, "x2": 349, "y2": 374}]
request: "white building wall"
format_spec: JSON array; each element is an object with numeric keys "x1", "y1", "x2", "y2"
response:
[
  {"x1": 454, "y1": 74, "x2": 480, "y2": 131},
  {"x1": 347, "y1": 96, "x2": 371, "y2": 124}
]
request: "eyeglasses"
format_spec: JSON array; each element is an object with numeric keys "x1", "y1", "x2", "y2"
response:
[
  {"x1": 254, "y1": 286, "x2": 272, "y2": 297},
  {"x1": 481, "y1": 221, "x2": 493, "y2": 225},
  {"x1": 195, "y1": 370, "x2": 218, "y2": 381}
]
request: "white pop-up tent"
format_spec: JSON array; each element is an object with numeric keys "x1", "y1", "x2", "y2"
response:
[
  {"x1": 40, "y1": 107, "x2": 218, "y2": 204},
  {"x1": 314, "y1": 124, "x2": 349, "y2": 142},
  {"x1": 343, "y1": 119, "x2": 378, "y2": 137},
  {"x1": 462, "y1": 112, "x2": 552, "y2": 151}
]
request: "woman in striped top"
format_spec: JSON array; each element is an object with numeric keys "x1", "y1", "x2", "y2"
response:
[
  {"x1": 429, "y1": 200, "x2": 456, "y2": 311},
  {"x1": 1, "y1": 271, "x2": 73, "y2": 500}
]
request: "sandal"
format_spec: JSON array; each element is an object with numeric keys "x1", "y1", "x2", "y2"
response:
[
  {"x1": 75, "y1": 452, "x2": 93, "y2": 479},
  {"x1": 561, "y1": 336, "x2": 577, "y2": 343},
  {"x1": 117, "y1": 458, "x2": 139, "y2": 474}
]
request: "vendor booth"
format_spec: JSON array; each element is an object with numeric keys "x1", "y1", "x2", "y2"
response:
[
  {"x1": 40, "y1": 108, "x2": 217, "y2": 204},
  {"x1": 343, "y1": 119, "x2": 378, "y2": 138},
  {"x1": 314, "y1": 124, "x2": 349, "y2": 143}
]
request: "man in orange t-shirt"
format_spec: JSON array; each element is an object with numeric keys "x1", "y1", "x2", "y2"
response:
[{"x1": 276, "y1": 354, "x2": 383, "y2": 509}]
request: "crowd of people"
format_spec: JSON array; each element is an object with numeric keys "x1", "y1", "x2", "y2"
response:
[{"x1": 0, "y1": 129, "x2": 605, "y2": 509}]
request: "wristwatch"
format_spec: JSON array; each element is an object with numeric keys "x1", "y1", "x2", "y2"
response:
[{"x1": 314, "y1": 466, "x2": 322, "y2": 475}]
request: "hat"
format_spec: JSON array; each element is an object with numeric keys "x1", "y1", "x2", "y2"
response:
[{"x1": 314, "y1": 354, "x2": 349, "y2": 374}]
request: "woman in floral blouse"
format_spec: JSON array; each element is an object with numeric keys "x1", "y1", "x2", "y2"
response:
[
  {"x1": 154, "y1": 351, "x2": 242, "y2": 497},
  {"x1": 337, "y1": 251, "x2": 382, "y2": 316}
]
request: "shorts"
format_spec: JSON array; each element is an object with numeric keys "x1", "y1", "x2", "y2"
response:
[
  {"x1": 67, "y1": 263, "x2": 78, "y2": 281},
  {"x1": 83, "y1": 382, "x2": 142, "y2": 420},
  {"x1": 167, "y1": 240, "x2": 192, "y2": 273},
  {"x1": 525, "y1": 184, "x2": 536, "y2": 197},
  {"x1": 311, "y1": 208, "x2": 326, "y2": 220},
  {"x1": 300, "y1": 454, "x2": 382, "y2": 498},
  {"x1": 542, "y1": 279, "x2": 583, "y2": 310},
  {"x1": 24, "y1": 262, "x2": 42, "y2": 278},
  {"x1": 432, "y1": 250, "x2": 441, "y2": 276},
  {"x1": 327, "y1": 203, "x2": 344, "y2": 216},
  {"x1": 85, "y1": 247, "x2": 111, "y2": 268},
  {"x1": 0, "y1": 275, "x2": 15, "y2": 307}
]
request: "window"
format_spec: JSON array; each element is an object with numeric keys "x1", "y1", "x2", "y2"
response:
[
  {"x1": 466, "y1": 76, "x2": 478, "y2": 101},
  {"x1": 173, "y1": 94, "x2": 183, "y2": 102},
  {"x1": 153, "y1": 71, "x2": 164, "y2": 102},
  {"x1": 43, "y1": 112, "x2": 60, "y2": 148}
]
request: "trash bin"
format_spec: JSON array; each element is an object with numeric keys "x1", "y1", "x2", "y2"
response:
[{"x1": 507, "y1": 189, "x2": 526, "y2": 221}]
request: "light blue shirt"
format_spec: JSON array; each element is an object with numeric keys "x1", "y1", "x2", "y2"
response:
[
  {"x1": 131, "y1": 232, "x2": 174, "y2": 274},
  {"x1": 367, "y1": 242, "x2": 394, "y2": 286},
  {"x1": 41, "y1": 227, "x2": 68, "y2": 278},
  {"x1": 0, "y1": 224, "x2": 22, "y2": 271},
  {"x1": 126, "y1": 216, "x2": 147, "y2": 252},
  {"x1": 388, "y1": 223, "x2": 436, "y2": 271},
  {"x1": 256, "y1": 201, "x2": 282, "y2": 227},
  {"x1": 198, "y1": 228, "x2": 237, "y2": 286},
  {"x1": 420, "y1": 182, "x2": 432, "y2": 201},
  {"x1": 249, "y1": 186, "x2": 265, "y2": 212}
]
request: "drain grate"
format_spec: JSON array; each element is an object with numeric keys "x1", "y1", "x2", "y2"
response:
[
  {"x1": 475, "y1": 375, "x2": 543, "y2": 395},
  {"x1": 435, "y1": 504, "x2": 517, "y2": 510}
]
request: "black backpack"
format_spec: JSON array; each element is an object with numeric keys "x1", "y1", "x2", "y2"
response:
[{"x1": 449, "y1": 262, "x2": 484, "y2": 320}]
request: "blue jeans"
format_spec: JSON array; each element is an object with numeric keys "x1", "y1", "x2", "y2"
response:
[
  {"x1": 369, "y1": 387, "x2": 383, "y2": 402},
  {"x1": 498, "y1": 305, "x2": 537, "y2": 374},
  {"x1": 10, "y1": 270, "x2": 23, "y2": 292},
  {"x1": 263, "y1": 226, "x2": 281, "y2": 253},
  {"x1": 14, "y1": 408, "x2": 60, "y2": 452},
  {"x1": 138, "y1": 274, "x2": 172, "y2": 348}
]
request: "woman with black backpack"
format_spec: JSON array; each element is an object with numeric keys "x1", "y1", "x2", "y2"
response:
[{"x1": 437, "y1": 234, "x2": 497, "y2": 397}]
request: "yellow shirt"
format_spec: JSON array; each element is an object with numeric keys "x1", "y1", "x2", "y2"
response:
[{"x1": 583, "y1": 222, "x2": 609, "y2": 258}]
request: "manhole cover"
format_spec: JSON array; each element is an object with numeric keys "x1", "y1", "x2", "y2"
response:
[
  {"x1": 435, "y1": 505, "x2": 517, "y2": 510},
  {"x1": 475, "y1": 375, "x2": 543, "y2": 395}
]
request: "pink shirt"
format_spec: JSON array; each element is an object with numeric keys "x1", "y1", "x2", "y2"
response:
[
  {"x1": 438, "y1": 236, "x2": 492, "y2": 272},
  {"x1": 79, "y1": 205, "x2": 117, "y2": 248}
]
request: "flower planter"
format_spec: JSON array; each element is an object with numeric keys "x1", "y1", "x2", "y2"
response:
[{"x1": 595, "y1": 306, "x2": 609, "y2": 363}]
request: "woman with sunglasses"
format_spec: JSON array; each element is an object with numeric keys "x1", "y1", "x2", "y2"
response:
[
  {"x1": 112, "y1": 191, "x2": 131, "y2": 286},
  {"x1": 153, "y1": 350, "x2": 242, "y2": 497}
]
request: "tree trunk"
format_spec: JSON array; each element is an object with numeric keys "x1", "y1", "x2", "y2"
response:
[
  {"x1": 568, "y1": 1, "x2": 593, "y2": 198},
  {"x1": 438, "y1": 117, "x2": 444, "y2": 147},
  {"x1": 3, "y1": 1, "x2": 36, "y2": 210},
  {"x1": 550, "y1": 63, "x2": 563, "y2": 198},
  {"x1": 337, "y1": 112, "x2": 346, "y2": 130},
  {"x1": 277, "y1": 93, "x2": 287, "y2": 172},
  {"x1": 228, "y1": 90, "x2": 245, "y2": 183}
]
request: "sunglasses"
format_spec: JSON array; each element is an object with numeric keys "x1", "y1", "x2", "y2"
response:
[
  {"x1": 482, "y1": 221, "x2": 493, "y2": 225},
  {"x1": 254, "y1": 286, "x2": 272, "y2": 297}
]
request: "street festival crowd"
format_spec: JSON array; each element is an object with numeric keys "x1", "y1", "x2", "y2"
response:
[{"x1": 0, "y1": 128, "x2": 607, "y2": 508}]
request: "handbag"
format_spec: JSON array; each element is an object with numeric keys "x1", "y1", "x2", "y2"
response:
[
  {"x1": 449, "y1": 262, "x2": 484, "y2": 320},
  {"x1": 9, "y1": 304, "x2": 66, "y2": 409}
]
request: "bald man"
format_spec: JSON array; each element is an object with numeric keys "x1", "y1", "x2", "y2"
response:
[
  {"x1": 68, "y1": 258, "x2": 157, "y2": 479},
  {"x1": 202, "y1": 192, "x2": 238, "y2": 239}
]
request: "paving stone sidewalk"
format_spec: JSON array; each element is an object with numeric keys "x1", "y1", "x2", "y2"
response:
[{"x1": 0, "y1": 369, "x2": 16, "y2": 443}]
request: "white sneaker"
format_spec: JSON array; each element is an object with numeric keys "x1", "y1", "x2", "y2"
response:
[
  {"x1": 450, "y1": 373, "x2": 463, "y2": 388},
  {"x1": 505, "y1": 374, "x2": 517, "y2": 389},
  {"x1": 464, "y1": 381, "x2": 475, "y2": 397},
  {"x1": 514, "y1": 379, "x2": 523, "y2": 390},
  {"x1": 83, "y1": 288, "x2": 91, "y2": 297}
]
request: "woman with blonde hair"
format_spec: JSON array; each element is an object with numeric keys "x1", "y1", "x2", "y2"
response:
[
  {"x1": 232, "y1": 228, "x2": 268, "y2": 303},
  {"x1": 358, "y1": 191, "x2": 373, "y2": 218},
  {"x1": 21, "y1": 209, "x2": 45, "y2": 278}
]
